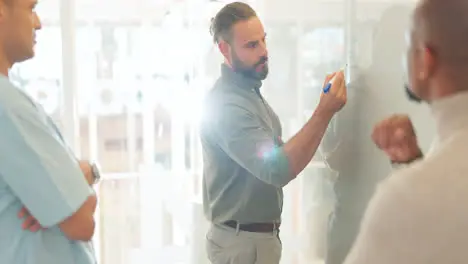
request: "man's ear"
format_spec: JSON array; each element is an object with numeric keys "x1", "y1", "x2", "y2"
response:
[
  {"x1": 0, "y1": 5, "x2": 4, "y2": 20},
  {"x1": 421, "y1": 45, "x2": 436, "y2": 79},
  {"x1": 0, "y1": 1, "x2": 8, "y2": 22},
  {"x1": 218, "y1": 40, "x2": 230, "y2": 61}
]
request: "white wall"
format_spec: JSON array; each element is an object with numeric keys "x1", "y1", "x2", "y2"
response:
[{"x1": 322, "y1": 3, "x2": 435, "y2": 264}]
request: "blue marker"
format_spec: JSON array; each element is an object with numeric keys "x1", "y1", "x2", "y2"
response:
[
  {"x1": 323, "y1": 65, "x2": 347, "y2": 93},
  {"x1": 323, "y1": 75, "x2": 337, "y2": 93}
]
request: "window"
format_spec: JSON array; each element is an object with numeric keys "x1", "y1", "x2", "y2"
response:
[{"x1": 15, "y1": 0, "x2": 418, "y2": 264}]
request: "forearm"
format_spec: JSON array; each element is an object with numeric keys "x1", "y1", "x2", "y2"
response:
[
  {"x1": 59, "y1": 192, "x2": 97, "y2": 241},
  {"x1": 58, "y1": 163, "x2": 98, "y2": 241},
  {"x1": 283, "y1": 108, "x2": 334, "y2": 178}
]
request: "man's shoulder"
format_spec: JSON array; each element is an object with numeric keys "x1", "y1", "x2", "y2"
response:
[
  {"x1": 0, "y1": 76, "x2": 20, "y2": 96},
  {"x1": 203, "y1": 85, "x2": 257, "y2": 123},
  {"x1": 348, "y1": 152, "x2": 468, "y2": 264},
  {"x1": 379, "y1": 144, "x2": 468, "y2": 211},
  {"x1": 206, "y1": 82, "x2": 254, "y2": 106},
  {"x1": 384, "y1": 158, "x2": 443, "y2": 193},
  {"x1": 0, "y1": 78, "x2": 36, "y2": 113}
]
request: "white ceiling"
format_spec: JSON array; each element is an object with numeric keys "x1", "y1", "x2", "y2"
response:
[{"x1": 37, "y1": 0, "x2": 416, "y2": 25}]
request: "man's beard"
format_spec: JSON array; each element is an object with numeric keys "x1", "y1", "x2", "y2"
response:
[
  {"x1": 231, "y1": 52, "x2": 269, "y2": 80},
  {"x1": 404, "y1": 83, "x2": 422, "y2": 103}
]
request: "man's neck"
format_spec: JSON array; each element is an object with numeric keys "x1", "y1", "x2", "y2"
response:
[
  {"x1": 430, "y1": 89, "x2": 468, "y2": 144},
  {"x1": 220, "y1": 63, "x2": 262, "y2": 91},
  {"x1": 0, "y1": 49, "x2": 12, "y2": 77},
  {"x1": 428, "y1": 72, "x2": 468, "y2": 102},
  {"x1": 0, "y1": 66, "x2": 9, "y2": 77},
  {"x1": 0, "y1": 59, "x2": 11, "y2": 78}
]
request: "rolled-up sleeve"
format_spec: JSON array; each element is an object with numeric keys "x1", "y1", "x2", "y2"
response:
[
  {"x1": 0, "y1": 106, "x2": 93, "y2": 228},
  {"x1": 211, "y1": 102, "x2": 291, "y2": 187}
]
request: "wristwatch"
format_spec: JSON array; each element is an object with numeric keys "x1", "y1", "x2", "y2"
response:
[{"x1": 90, "y1": 162, "x2": 101, "y2": 185}]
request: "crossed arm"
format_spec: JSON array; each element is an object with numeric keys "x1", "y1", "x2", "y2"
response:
[
  {"x1": 19, "y1": 160, "x2": 96, "y2": 233},
  {"x1": 0, "y1": 106, "x2": 97, "y2": 241}
]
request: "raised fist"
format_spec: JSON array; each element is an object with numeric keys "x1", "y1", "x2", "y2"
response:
[{"x1": 372, "y1": 114, "x2": 423, "y2": 163}]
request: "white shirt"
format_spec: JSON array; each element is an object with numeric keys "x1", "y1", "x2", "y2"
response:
[{"x1": 343, "y1": 91, "x2": 468, "y2": 264}]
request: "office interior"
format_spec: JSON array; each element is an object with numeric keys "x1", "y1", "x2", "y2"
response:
[{"x1": 15, "y1": 0, "x2": 434, "y2": 263}]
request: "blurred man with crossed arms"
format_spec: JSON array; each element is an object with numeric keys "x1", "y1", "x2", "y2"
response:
[{"x1": 0, "y1": 0, "x2": 99, "y2": 263}]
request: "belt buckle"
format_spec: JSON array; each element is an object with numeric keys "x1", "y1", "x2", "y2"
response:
[{"x1": 272, "y1": 222, "x2": 280, "y2": 232}]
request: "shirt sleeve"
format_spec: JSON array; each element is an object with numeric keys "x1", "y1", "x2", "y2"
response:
[
  {"x1": 209, "y1": 102, "x2": 291, "y2": 188},
  {"x1": 0, "y1": 106, "x2": 93, "y2": 228}
]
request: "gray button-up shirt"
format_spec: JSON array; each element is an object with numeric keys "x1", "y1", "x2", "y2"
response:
[{"x1": 200, "y1": 64, "x2": 292, "y2": 224}]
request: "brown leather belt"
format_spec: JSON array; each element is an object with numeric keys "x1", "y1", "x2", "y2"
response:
[{"x1": 223, "y1": 220, "x2": 281, "y2": 233}]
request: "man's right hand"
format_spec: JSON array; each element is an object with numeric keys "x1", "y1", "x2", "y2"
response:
[
  {"x1": 317, "y1": 71, "x2": 347, "y2": 115},
  {"x1": 18, "y1": 207, "x2": 42, "y2": 232},
  {"x1": 79, "y1": 160, "x2": 94, "y2": 186},
  {"x1": 372, "y1": 114, "x2": 423, "y2": 163}
]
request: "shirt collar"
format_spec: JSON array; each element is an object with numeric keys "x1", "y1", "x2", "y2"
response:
[
  {"x1": 430, "y1": 90, "x2": 468, "y2": 143},
  {"x1": 220, "y1": 63, "x2": 262, "y2": 91}
]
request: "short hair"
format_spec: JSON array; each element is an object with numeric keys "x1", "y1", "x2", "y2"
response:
[
  {"x1": 209, "y1": 2, "x2": 257, "y2": 44},
  {"x1": 416, "y1": 0, "x2": 468, "y2": 64}
]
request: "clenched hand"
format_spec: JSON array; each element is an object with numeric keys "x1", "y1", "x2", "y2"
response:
[{"x1": 372, "y1": 114, "x2": 423, "y2": 163}]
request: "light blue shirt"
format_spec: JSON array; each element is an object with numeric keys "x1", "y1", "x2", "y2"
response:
[{"x1": 0, "y1": 75, "x2": 96, "y2": 264}]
